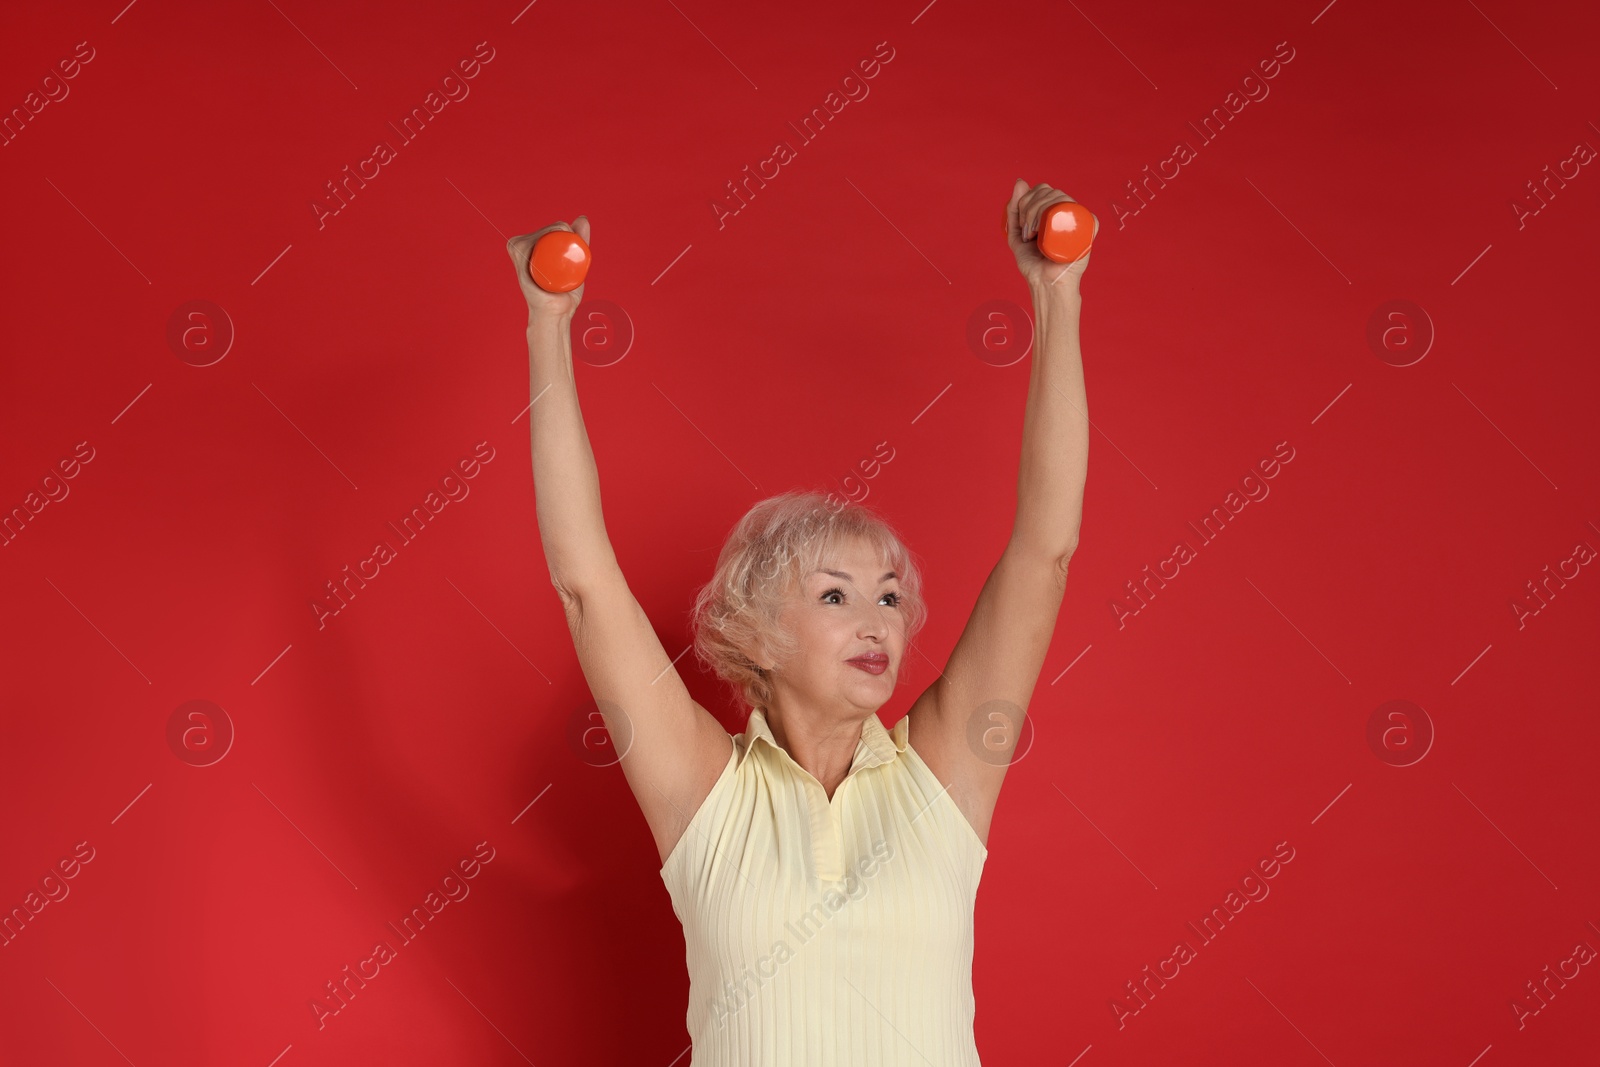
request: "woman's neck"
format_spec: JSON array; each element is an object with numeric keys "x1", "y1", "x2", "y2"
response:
[{"x1": 761, "y1": 702, "x2": 870, "y2": 800}]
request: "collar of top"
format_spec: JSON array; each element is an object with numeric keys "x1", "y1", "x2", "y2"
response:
[{"x1": 741, "y1": 706, "x2": 906, "y2": 776}]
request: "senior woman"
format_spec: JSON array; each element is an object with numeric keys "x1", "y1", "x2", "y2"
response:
[{"x1": 507, "y1": 178, "x2": 1092, "y2": 1065}]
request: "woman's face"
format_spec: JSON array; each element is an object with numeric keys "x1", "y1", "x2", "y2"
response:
[{"x1": 769, "y1": 535, "x2": 907, "y2": 713}]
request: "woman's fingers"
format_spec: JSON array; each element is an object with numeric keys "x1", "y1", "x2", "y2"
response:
[
  {"x1": 506, "y1": 218, "x2": 590, "y2": 310},
  {"x1": 1026, "y1": 188, "x2": 1079, "y2": 242},
  {"x1": 506, "y1": 219, "x2": 587, "y2": 280},
  {"x1": 1006, "y1": 178, "x2": 1028, "y2": 239},
  {"x1": 1017, "y1": 184, "x2": 1043, "y2": 241},
  {"x1": 506, "y1": 224, "x2": 552, "y2": 265},
  {"x1": 1006, "y1": 181, "x2": 1094, "y2": 281},
  {"x1": 1022, "y1": 184, "x2": 1064, "y2": 241},
  {"x1": 1009, "y1": 181, "x2": 1091, "y2": 244}
]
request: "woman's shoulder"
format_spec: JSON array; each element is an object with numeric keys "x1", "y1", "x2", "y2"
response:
[{"x1": 658, "y1": 732, "x2": 741, "y2": 873}]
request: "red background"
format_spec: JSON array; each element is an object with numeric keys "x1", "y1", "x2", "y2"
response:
[{"x1": 3, "y1": 0, "x2": 1598, "y2": 1064}]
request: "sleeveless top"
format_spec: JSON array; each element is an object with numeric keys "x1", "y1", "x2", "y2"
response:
[{"x1": 658, "y1": 706, "x2": 988, "y2": 1066}]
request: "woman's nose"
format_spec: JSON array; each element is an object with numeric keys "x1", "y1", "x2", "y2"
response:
[{"x1": 856, "y1": 606, "x2": 890, "y2": 636}]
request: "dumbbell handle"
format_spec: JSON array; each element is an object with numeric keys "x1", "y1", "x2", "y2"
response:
[{"x1": 528, "y1": 229, "x2": 591, "y2": 293}]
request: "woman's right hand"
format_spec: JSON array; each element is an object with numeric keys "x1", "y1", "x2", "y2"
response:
[
  {"x1": 1006, "y1": 181, "x2": 1093, "y2": 290},
  {"x1": 506, "y1": 215, "x2": 591, "y2": 320}
]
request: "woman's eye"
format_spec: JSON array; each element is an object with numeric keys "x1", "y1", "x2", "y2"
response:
[{"x1": 821, "y1": 588, "x2": 900, "y2": 606}]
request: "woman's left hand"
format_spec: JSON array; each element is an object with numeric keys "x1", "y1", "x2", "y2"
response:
[{"x1": 1006, "y1": 179, "x2": 1096, "y2": 291}]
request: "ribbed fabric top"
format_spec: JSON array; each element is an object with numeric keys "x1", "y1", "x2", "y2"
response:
[{"x1": 659, "y1": 706, "x2": 988, "y2": 1066}]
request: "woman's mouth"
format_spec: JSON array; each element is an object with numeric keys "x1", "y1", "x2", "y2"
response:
[{"x1": 847, "y1": 654, "x2": 888, "y2": 675}]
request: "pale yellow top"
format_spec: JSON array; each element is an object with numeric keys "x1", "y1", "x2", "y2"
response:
[{"x1": 659, "y1": 706, "x2": 988, "y2": 1066}]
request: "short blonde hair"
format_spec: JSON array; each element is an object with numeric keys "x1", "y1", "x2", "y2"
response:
[{"x1": 689, "y1": 489, "x2": 930, "y2": 713}]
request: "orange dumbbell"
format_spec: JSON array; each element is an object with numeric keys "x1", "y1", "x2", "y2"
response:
[
  {"x1": 528, "y1": 228, "x2": 591, "y2": 293},
  {"x1": 1037, "y1": 201, "x2": 1094, "y2": 264},
  {"x1": 1008, "y1": 199, "x2": 1095, "y2": 265}
]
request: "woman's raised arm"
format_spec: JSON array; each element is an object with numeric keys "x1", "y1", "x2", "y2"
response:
[
  {"x1": 903, "y1": 180, "x2": 1094, "y2": 846},
  {"x1": 506, "y1": 218, "x2": 619, "y2": 600},
  {"x1": 506, "y1": 218, "x2": 733, "y2": 867}
]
